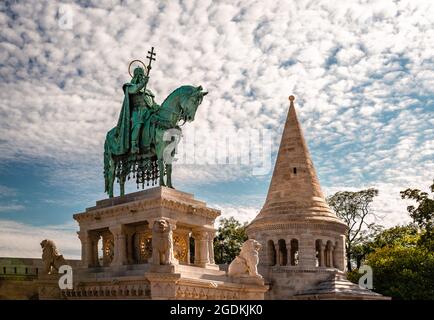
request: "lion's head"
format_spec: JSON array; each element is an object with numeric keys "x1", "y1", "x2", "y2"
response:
[
  {"x1": 153, "y1": 219, "x2": 169, "y2": 234},
  {"x1": 40, "y1": 239, "x2": 60, "y2": 259},
  {"x1": 240, "y1": 239, "x2": 261, "y2": 257}
]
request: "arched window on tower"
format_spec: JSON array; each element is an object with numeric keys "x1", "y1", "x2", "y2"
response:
[
  {"x1": 315, "y1": 239, "x2": 323, "y2": 267},
  {"x1": 277, "y1": 239, "x2": 288, "y2": 266},
  {"x1": 267, "y1": 240, "x2": 276, "y2": 266},
  {"x1": 290, "y1": 239, "x2": 299, "y2": 266}
]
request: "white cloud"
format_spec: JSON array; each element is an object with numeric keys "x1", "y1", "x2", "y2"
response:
[
  {"x1": 212, "y1": 204, "x2": 259, "y2": 225},
  {"x1": 0, "y1": 204, "x2": 25, "y2": 213},
  {"x1": 0, "y1": 185, "x2": 17, "y2": 198},
  {"x1": 0, "y1": 219, "x2": 80, "y2": 259},
  {"x1": 0, "y1": 0, "x2": 432, "y2": 228}
]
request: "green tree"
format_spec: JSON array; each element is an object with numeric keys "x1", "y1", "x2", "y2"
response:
[
  {"x1": 400, "y1": 179, "x2": 434, "y2": 250},
  {"x1": 327, "y1": 188, "x2": 382, "y2": 271},
  {"x1": 365, "y1": 242, "x2": 434, "y2": 299},
  {"x1": 213, "y1": 217, "x2": 248, "y2": 264},
  {"x1": 347, "y1": 224, "x2": 434, "y2": 299}
]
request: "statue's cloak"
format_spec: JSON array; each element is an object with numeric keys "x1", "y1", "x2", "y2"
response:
[
  {"x1": 105, "y1": 84, "x2": 157, "y2": 156},
  {"x1": 105, "y1": 83, "x2": 134, "y2": 156}
]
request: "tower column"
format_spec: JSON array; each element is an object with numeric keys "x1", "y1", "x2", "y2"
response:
[
  {"x1": 286, "y1": 241, "x2": 292, "y2": 266},
  {"x1": 299, "y1": 236, "x2": 315, "y2": 268},
  {"x1": 320, "y1": 243, "x2": 326, "y2": 267}
]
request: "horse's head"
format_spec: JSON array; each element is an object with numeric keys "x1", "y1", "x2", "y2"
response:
[{"x1": 180, "y1": 85, "x2": 208, "y2": 122}]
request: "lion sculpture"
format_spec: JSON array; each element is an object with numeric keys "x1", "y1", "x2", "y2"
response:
[
  {"x1": 228, "y1": 239, "x2": 263, "y2": 278},
  {"x1": 151, "y1": 219, "x2": 178, "y2": 265},
  {"x1": 40, "y1": 239, "x2": 67, "y2": 274}
]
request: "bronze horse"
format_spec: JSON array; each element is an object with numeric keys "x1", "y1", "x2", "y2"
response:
[{"x1": 104, "y1": 85, "x2": 207, "y2": 197}]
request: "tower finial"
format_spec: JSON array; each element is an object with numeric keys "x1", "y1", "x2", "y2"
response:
[{"x1": 288, "y1": 95, "x2": 295, "y2": 107}]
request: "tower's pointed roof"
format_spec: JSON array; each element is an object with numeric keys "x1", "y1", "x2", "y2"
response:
[{"x1": 251, "y1": 96, "x2": 336, "y2": 224}]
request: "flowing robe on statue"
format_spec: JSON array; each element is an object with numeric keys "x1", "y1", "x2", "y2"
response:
[{"x1": 105, "y1": 82, "x2": 158, "y2": 156}]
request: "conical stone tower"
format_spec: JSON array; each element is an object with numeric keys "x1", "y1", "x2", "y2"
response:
[{"x1": 247, "y1": 96, "x2": 349, "y2": 299}]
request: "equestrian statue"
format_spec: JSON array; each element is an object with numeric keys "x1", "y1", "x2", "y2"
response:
[{"x1": 104, "y1": 47, "x2": 207, "y2": 197}]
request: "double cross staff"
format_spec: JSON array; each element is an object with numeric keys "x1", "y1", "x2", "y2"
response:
[{"x1": 144, "y1": 47, "x2": 156, "y2": 91}]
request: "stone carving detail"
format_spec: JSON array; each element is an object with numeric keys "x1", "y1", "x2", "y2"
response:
[
  {"x1": 40, "y1": 239, "x2": 67, "y2": 274},
  {"x1": 175, "y1": 285, "x2": 239, "y2": 300},
  {"x1": 63, "y1": 283, "x2": 150, "y2": 298},
  {"x1": 103, "y1": 238, "x2": 114, "y2": 264},
  {"x1": 173, "y1": 234, "x2": 188, "y2": 262},
  {"x1": 228, "y1": 239, "x2": 262, "y2": 278},
  {"x1": 151, "y1": 219, "x2": 178, "y2": 265},
  {"x1": 136, "y1": 232, "x2": 152, "y2": 262}
]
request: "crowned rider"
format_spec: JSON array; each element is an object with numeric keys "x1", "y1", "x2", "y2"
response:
[
  {"x1": 129, "y1": 67, "x2": 160, "y2": 153},
  {"x1": 113, "y1": 66, "x2": 160, "y2": 155}
]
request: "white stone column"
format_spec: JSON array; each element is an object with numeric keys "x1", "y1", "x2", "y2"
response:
[
  {"x1": 77, "y1": 231, "x2": 92, "y2": 267},
  {"x1": 332, "y1": 244, "x2": 337, "y2": 268},
  {"x1": 277, "y1": 239, "x2": 283, "y2": 266},
  {"x1": 298, "y1": 235, "x2": 315, "y2": 268},
  {"x1": 110, "y1": 225, "x2": 127, "y2": 266},
  {"x1": 320, "y1": 243, "x2": 326, "y2": 267},
  {"x1": 207, "y1": 231, "x2": 216, "y2": 265},
  {"x1": 89, "y1": 232, "x2": 100, "y2": 267},
  {"x1": 285, "y1": 241, "x2": 291, "y2": 266},
  {"x1": 335, "y1": 236, "x2": 346, "y2": 271},
  {"x1": 193, "y1": 231, "x2": 209, "y2": 267},
  {"x1": 327, "y1": 243, "x2": 333, "y2": 267},
  {"x1": 186, "y1": 232, "x2": 191, "y2": 265}
]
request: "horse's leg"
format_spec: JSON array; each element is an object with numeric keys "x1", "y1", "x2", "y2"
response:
[
  {"x1": 120, "y1": 160, "x2": 131, "y2": 196},
  {"x1": 166, "y1": 163, "x2": 173, "y2": 188},
  {"x1": 109, "y1": 159, "x2": 115, "y2": 198},
  {"x1": 155, "y1": 142, "x2": 166, "y2": 187},
  {"x1": 120, "y1": 176, "x2": 125, "y2": 196},
  {"x1": 158, "y1": 158, "x2": 165, "y2": 187}
]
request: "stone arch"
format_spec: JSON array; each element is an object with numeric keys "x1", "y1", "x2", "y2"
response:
[
  {"x1": 277, "y1": 239, "x2": 288, "y2": 266},
  {"x1": 267, "y1": 240, "x2": 276, "y2": 266},
  {"x1": 315, "y1": 239, "x2": 323, "y2": 267},
  {"x1": 290, "y1": 239, "x2": 299, "y2": 266}
]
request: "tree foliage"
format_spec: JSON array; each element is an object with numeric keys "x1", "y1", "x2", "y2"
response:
[
  {"x1": 347, "y1": 224, "x2": 434, "y2": 299},
  {"x1": 365, "y1": 241, "x2": 434, "y2": 300},
  {"x1": 400, "y1": 179, "x2": 434, "y2": 250},
  {"x1": 213, "y1": 217, "x2": 248, "y2": 264},
  {"x1": 327, "y1": 188, "x2": 381, "y2": 271}
]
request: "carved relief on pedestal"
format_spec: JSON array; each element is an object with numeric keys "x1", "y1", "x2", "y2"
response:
[
  {"x1": 173, "y1": 234, "x2": 188, "y2": 263},
  {"x1": 101, "y1": 231, "x2": 114, "y2": 266},
  {"x1": 134, "y1": 231, "x2": 152, "y2": 263}
]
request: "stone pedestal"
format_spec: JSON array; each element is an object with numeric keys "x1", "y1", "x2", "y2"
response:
[
  {"x1": 145, "y1": 273, "x2": 181, "y2": 300},
  {"x1": 73, "y1": 187, "x2": 220, "y2": 270},
  {"x1": 36, "y1": 274, "x2": 63, "y2": 300},
  {"x1": 67, "y1": 187, "x2": 268, "y2": 300}
]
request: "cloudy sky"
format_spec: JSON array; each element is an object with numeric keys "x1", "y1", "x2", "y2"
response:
[{"x1": 0, "y1": 0, "x2": 433, "y2": 259}]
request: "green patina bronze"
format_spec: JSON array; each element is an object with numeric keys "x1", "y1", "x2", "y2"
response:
[{"x1": 104, "y1": 48, "x2": 207, "y2": 198}]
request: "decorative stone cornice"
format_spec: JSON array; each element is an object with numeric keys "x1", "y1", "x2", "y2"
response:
[
  {"x1": 73, "y1": 197, "x2": 220, "y2": 223},
  {"x1": 246, "y1": 217, "x2": 348, "y2": 234}
]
